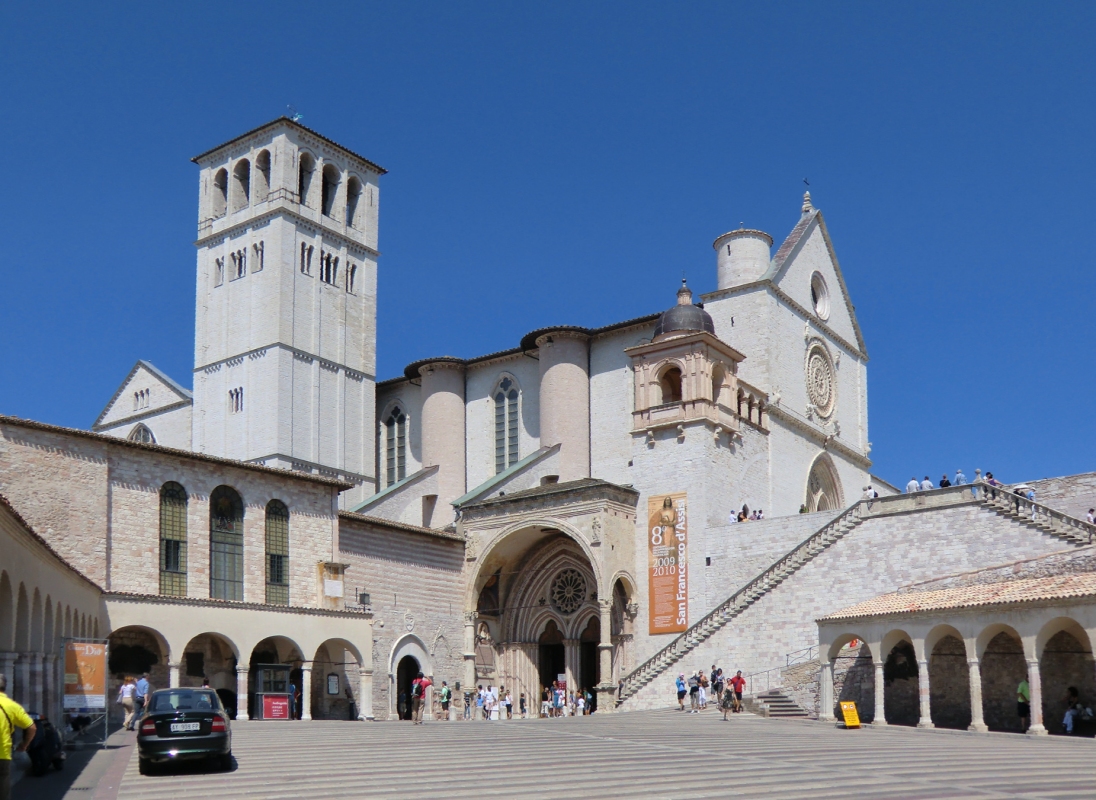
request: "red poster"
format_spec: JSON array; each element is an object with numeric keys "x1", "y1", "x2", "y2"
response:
[
  {"x1": 648, "y1": 492, "x2": 688, "y2": 634},
  {"x1": 263, "y1": 694, "x2": 291, "y2": 720}
]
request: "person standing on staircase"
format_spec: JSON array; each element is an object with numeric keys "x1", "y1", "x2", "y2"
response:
[
  {"x1": 920, "y1": 476, "x2": 934, "y2": 491},
  {"x1": 729, "y1": 671, "x2": 746, "y2": 714},
  {"x1": 687, "y1": 672, "x2": 700, "y2": 712},
  {"x1": 675, "y1": 674, "x2": 687, "y2": 711},
  {"x1": 905, "y1": 477, "x2": 919, "y2": 493}
]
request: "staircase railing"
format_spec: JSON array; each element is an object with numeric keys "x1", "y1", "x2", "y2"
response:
[
  {"x1": 981, "y1": 484, "x2": 1095, "y2": 544},
  {"x1": 616, "y1": 501, "x2": 867, "y2": 703}
]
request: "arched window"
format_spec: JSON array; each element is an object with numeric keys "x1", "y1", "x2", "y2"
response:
[
  {"x1": 385, "y1": 407, "x2": 407, "y2": 486},
  {"x1": 211, "y1": 168, "x2": 228, "y2": 217},
  {"x1": 346, "y1": 263, "x2": 357, "y2": 294},
  {"x1": 300, "y1": 242, "x2": 313, "y2": 274},
  {"x1": 659, "y1": 367, "x2": 683, "y2": 404},
  {"x1": 298, "y1": 152, "x2": 315, "y2": 207},
  {"x1": 128, "y1": 424, "x2": 155, "y2": 444},
  {"x1": 159, "y1": 482, "x2": 187, "y2": 596},
  {"x1": 494, "y1": 377, "x2": 519, "y2": 474},
  {"x1": 231, "y1": 159, "x2": 250, "y2": 213},
  {"x1": 254, "y1": 149, "x2": 271, "y2": 201},
  {"x1": 214, "y1": 257, "x2": 225, "y2": 286},
  {"x1": 321, "y1": 163, "x2": 340, "y2": 217},
  {"x1": 346, "y1": 176, "x2": 363, "y2": 228},
  {"x1": 209, "y1": 486, "x2": 244, "y2": 601},
  {"x1": 711, "y1": 365, "x2": 726, "y2": 407},
  {"x1": 265, "y1": 500, "x2": 289, "y2": 606}
]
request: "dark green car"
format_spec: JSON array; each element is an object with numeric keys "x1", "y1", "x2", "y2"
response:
[{"x1": 136, "y1": 688, "x2": 232, "y2": 773}]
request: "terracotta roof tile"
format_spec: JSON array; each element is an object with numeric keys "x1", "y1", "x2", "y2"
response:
[{"x1": 821, "y1": 572, "x2": 1096, "y2": 621}]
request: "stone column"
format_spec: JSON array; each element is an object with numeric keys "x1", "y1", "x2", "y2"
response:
[
  {"x1": 819, "y1": 661, "x2": 835, "y2": 721},
  {"x1": 43, "y1": 654, "x2": 57, "y2": 721},
  {"x1": 359, "y1": 667, "x2": 373, "y2": 720},
  {"x1": 236, "y1": 666, "x2": 250, "y2": 721},
  {"x1": 916, "y1": 659, "x2": 934, "y2": 728},
  {"x1": 463, "y1": 613, "x2": 477, "y2": 694},
  {"x1": 16, "y1": 654, "x2": 31, "y2": 707},
  {"x1": 872, "y1": 661, "x2": 887, "y2": 726},
  {"x1": 300, "y1": 666, "x2": 312, "y2": 720},
  {"x1": 1026, "y1": 659, "x2": 1047, "y2": 735},
  {"x1": 563, "y1": 639, "x2": 579, "y2": 714},
  {"x1": 0, "y1": 653, "x2": 15, "y2": 699},
  {"x1": 169, "y1": 662, "x2": 181, "y2": 688},
  {"x1": 30, "y1": 653, "x2": 44, "y2": 713},
  {"x1": 968, "y1": 659, "x2": 988, "y2": 732}
]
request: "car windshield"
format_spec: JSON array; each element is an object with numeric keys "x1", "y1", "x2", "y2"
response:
[{"x1": 150, "y1": 690, "x2": 219, "y2": 713}]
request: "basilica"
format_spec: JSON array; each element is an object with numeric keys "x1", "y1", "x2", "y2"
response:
[{"x1": 3, "y1": 118, "x2": 1095, "y2": 734}]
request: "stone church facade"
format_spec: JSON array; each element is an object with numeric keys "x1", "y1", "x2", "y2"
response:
[{"x1": 3, "y1": 118, "x2": 1095, "y2": 726}]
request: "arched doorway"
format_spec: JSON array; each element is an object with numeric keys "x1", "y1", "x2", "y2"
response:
[
  {"x1": 805, "y1": 453, "x2": 843, "y2": 512},
  {"x1": 312, "y1": 639, "x2": 363, "y2": 721},
  {"x1": 882, "y1": 640, "x2": 919, "y2": 726},
  {"x1": 538, "y1": 620, "x2": 565, "y2": 694},
  {"x1": 1038, "y1": 621, "x2": 1095, "y2": 736},
  {"x1": 182, "y1": 633, "x2": 239, "y2": 717},
  {"x1": 928, "y1": 634, "x2": 971, "y2": 729},
  {"x1": 249, "y1": 636, "x2": 305, "y2": 721},
  {"x1": 106, "y1": 626, "x2": 169, "y2": 724},
  {"x1": 396, "y1": 655, "x2": 419, "y2": 721},
  {"x1": 980, "y1": 629, "x2": 1027, "y2": 732},
  {"x1": 579, "y1": 616, "x2": 600, "y2": 712}
]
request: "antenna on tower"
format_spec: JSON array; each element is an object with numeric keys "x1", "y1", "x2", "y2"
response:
[{"x1": 287, "y1": 105, "x2": 303, "y2": 123}]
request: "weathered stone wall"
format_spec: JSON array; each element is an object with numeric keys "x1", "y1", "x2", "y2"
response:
[
  {"x1": 928, "y1": 634, "x2": 971, "y2": 729},
  {"x1": 833, "y1": 646, "x2": 875, "y2": 722},
  {"x1": 981, "y1": 631, "x2": 1027, "y2": 732},
  {"x1": 902, "y1": 545, "x2": 1096, "y2": 594},
  {"x1": 1040, "y1": 629, "x2": 1096, "y2": 735}
]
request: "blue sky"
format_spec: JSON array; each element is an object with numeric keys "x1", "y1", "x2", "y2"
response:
[{"x1": 1, "y1": 1, "x2": 1093, "y2": 487}]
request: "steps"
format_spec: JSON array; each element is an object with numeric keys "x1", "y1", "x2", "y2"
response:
[
  {"x1": 747, "y1": 690, "x2": 810, "y2": 718},
  {"x1": 978, "y1": 489, "x2": 1094, "y2": 546},
  {"x1": 616, "y1": 503, "x2": 866, "y2": 706}
]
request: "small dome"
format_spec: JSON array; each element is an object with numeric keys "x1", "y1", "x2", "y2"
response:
[{"x1": 653, "y1": 280, "x2": 715, "y2": 339}]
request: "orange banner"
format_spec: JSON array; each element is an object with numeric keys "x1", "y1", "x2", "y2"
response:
[
  {"x1": 648, "y1": 492, "x2": 687, "y2": 635},
  {"x1": 64, "y1": 641, "x2": 106, "y2": 709}
]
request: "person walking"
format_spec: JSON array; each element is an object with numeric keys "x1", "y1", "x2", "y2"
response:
[
  {"x1": 1088, "y1": 509, "x2": 1095, "y2": 525},
  {"x1": 519, "y1": 692, "x2": 527, "y2": 718},
  {"x1": 439, "y1": 681, "x2": 451, "y2": 721},
  {"x1": 905, "y1": 477, "x2": 919, "y2": 493},
  {"x1": 920, "y1": 476, "x2": 933, "y2": 491},
  {"x1": 411, "y1": 672, "x2": 432, "y2": 725},
  {"x1": 675, "y1": 674, "x2": 687, "y2": 711},
  {"x1": 118, "y1": 677, "x2": 138, "y2": 730},
  {"x1": 0, "y1": 675, "x2": 35, "y2": 800},
  {"x1": 697, "y1": 670, "x2": 709, "y2": 710},
  {"x1": 135, "y1": 672, "x2": 150, "y2": 723},
  {"x1": 729, "y1": 671, "x2": 746, "y2": 713},
  {"x1": 504, "y1": 690, "x2": 513, "y2": 719},
  {"x1": 712, "y1": 667, "x2": 725, "y2": 708},
  {"x1": 687, "y1": 672, "x2": 700, "y2": 713},
  {"x1": 720, "y1": 683, "x2": 735, "y2": 720}
]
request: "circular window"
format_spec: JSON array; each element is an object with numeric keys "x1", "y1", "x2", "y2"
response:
[
  {"x1": 810, "y1": 273, "x2": 830, "y2": 320},
  {"x1": 550, "y1": 569, "x2": 587, "y2": 615},
  {"x1": 805, "y1": 344, "x2": 836, "y2": 417}
]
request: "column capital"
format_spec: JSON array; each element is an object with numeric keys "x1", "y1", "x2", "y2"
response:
[
  {"x1": 300, "y1": 665, "x2": 313, "y2": 673},
  {"x1": 236, "y1": 664, "x2": 250, "y2": 674}
]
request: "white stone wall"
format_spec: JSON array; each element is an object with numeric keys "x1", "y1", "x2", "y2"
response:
[
  {"x1": 590, "y1": 327, "x2": 650, "y2": 487},
  {"x1": 622, "y1": 502, "x2": 1081, "y2": 710},
  {"x1": 97, "y1": 403, "x2": 192, "y2": 452},
  {"x1": 376, "y1": 380, "x2": 424, "y2": 487},
  {"x1": 464, "y1": 354, "x2": 541, "y2": 490}
]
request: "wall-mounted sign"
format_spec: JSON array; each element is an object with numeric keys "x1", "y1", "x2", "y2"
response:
[
  {"x1": 327, "y1": 673, "x2": 340, "y2": 695},
  {"x1": 648, "y1": 492, "x2": 687, "y2": 635},
  {"x1": 63, "y1": 641, "x2": 106, "y2": 710}
]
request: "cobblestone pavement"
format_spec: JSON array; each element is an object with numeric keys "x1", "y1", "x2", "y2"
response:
[{"x1": 112, "y1": 710, "x2": 1096, "y2": 799}]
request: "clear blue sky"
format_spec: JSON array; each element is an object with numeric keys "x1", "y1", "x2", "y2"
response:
[{"x1": 1, "y1": 1, "x2": 1093, "y2": 488}]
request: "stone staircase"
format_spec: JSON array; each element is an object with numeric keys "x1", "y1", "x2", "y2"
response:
[
  {"x1": 616, "y1": 502, "x2": 867, "y2": 706},
  {"x1": 978, "y1": 487, "x2": 1094, "y2": 546},
  {"x1": 745, "y1": 689, "x2": 810, "y2": 718}
]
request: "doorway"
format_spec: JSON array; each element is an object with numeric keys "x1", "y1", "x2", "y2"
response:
[
  {"x1": 538, "y1": 620, "x2": 565, "y2": 694},
  {"x1": 579, "y1": 617, "x2": 600, "y2": 712},
  {"x1": 396, "y1": 655, "x2": 419, "y2": 720}
]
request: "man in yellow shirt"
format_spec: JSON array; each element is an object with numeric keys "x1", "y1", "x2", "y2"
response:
[{"x1": 0, "y1": 674, "x2": 36, "y2": 800}]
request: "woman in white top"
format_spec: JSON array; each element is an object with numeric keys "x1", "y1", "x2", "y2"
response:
[{"x1": 118, "y1": 676, "x2": 137, "y2": 730}]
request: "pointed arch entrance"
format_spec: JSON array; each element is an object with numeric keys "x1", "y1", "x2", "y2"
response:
[{"x1": 806, "y1": 453, "x2": 844, "y2": 512}]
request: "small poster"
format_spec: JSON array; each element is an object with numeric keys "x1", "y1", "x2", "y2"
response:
[
  {"x1": 64, "y1": 641, "x2": 106, "y2": 710},
  {"x1": 263, "y1": 694, "x2": 291, "y2": 720},
  {"x1": 648, "y1": 492, "x2": 688, "y2": 635},
  {"x1": 840, "y1": 701, "x2": 861, "y2": 728}
]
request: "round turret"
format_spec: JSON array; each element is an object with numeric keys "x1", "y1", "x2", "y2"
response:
[
  {"x1": 713, "y1": 228, "x2": 773, "y2": 289},
  {"x1": 653, "y1": 281, "x2": 715, "y2": 340}
]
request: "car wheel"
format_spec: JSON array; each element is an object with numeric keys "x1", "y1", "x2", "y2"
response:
[
  {"x1": 53, "y1": 757, "x2": 65, "y2": 771},
  {"x1": 138, "y1": 758, "x2": 152, "y2": 775},
  {"x1": 220, "y1": 753, "x2": 233, "y2": 770}
]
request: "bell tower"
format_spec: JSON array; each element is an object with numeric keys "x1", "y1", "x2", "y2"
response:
[{"x1": 190, "y1": 118, "x2": 384, "y2": 506}]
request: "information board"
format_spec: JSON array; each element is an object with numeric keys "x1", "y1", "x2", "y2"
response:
[
  {"x1": 64, "y1": 641, "x2": 106, "y2": 709},
  {"x1": 648, "y1": 492, "x2": 688, "y2": 635},
  {"x1": 839, "y1": 701, "x2": 861, "y2": 728},
  {"x1": 262, "y1": 694, "x2": 292, "y2": 720}
]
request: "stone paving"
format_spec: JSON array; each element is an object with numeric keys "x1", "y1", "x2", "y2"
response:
[{"x1": 104, "y1": 710, "x2": 1096, "y2": 799}]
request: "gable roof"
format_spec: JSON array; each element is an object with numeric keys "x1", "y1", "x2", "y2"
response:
[
  {"x1": 762, "y1": 209, "x2": 867, "y2": 356},
  {"x1": 93, "y1": 360, "x2": 192, "y2": 429}
]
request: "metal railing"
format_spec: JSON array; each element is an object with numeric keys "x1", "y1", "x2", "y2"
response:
[{"x1": 786, "y1": 645, "x2": 817, "y2": 666}]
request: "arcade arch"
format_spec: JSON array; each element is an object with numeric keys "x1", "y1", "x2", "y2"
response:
[{"x1": 389, "y1": 633, "x2": 432, "y2": 721}]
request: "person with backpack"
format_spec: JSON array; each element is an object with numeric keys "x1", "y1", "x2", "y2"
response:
[
  {"x1": 0, "y1": 674, "x2": 36, "y2": 800},
  {"x1": 410, "y1": 672, "x2": 431, "y2": 725},
  {"x1": 439, "y1": 681, "x2": 451, "y2": 721},
  {"x1": 675, "y1": 674, "x2": 687, "y2": 711},
  {"x1": 712, "y1": 667, "x2": 725, "y2": 707},
  {"x1": 698, "y1": 670, "x2": 710, "y2": 710},
  {"x1": 687, "y1": 672, "x2": 700, "y2": 713}
]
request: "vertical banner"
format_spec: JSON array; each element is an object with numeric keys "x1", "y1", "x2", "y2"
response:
[
  {"x1": 64, "y1": 641, "x2": 107, "y2": 709},
  {"x1": 648, "y1": 492, "x2": 687, "y2": 635}
]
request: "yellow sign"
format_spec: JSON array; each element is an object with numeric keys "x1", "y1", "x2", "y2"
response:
[
  {"x1": 839, "y1": 701, "x2": 861, "y2": 728},
  {"x1": 64, "y1": 642, "x2": 107, "y2": 710},
  {"x1": 648, "y1": 492, "x2": 688, "y2": 635}
]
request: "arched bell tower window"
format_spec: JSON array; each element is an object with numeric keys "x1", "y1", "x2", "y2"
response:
[
  {"x1": 494, "y1": 376, "x2": 519, "y2": 474},
  {"x1": 231, "y1": 159, "x2": 250, "y2": 213},
  {"x1": 211, "y1": 168, "x2": 228, "y2": 218},
  {"x1": 298, "y1": 152, "x2": 316, "y2": 207},
  {"x1": 346, "y1": 176, "x2": 363, "y2": 228},
  {"x1": 384, "y1": 406, "x2": 407, "y2": 487},
  {"x1": 321, "y1": 163, "x2": 340, "y2": 217},
  {"x1": 658, "y1": 366, "x2": 683, "y2": 404},
  {"x1": 254, "y1": 149, "x2": 271, "y2": 201}
]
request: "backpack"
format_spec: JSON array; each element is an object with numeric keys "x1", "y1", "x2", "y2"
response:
[
  {"x1": 688, "y1": 676, "x2": 698, "y2": 690},
  {"x1": 411, "y1": 681, "x2": 422, "y2": 699}
]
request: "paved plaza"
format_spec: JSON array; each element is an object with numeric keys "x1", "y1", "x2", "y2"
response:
[{"x1": 21, "y1": 709, "x2": 1096, "y2": 800}]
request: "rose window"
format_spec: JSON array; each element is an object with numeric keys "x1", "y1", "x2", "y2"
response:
[
  {"x1": 806, "y1": 346, "x2": 835, "y2": 417},
  {"x1": 550, "y1": 569, "x2": 587, "y2": 615}
]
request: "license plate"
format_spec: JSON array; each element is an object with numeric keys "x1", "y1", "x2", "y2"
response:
[{"x1": 170, "y1": 722, "x2": 201, "y2": 733}]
